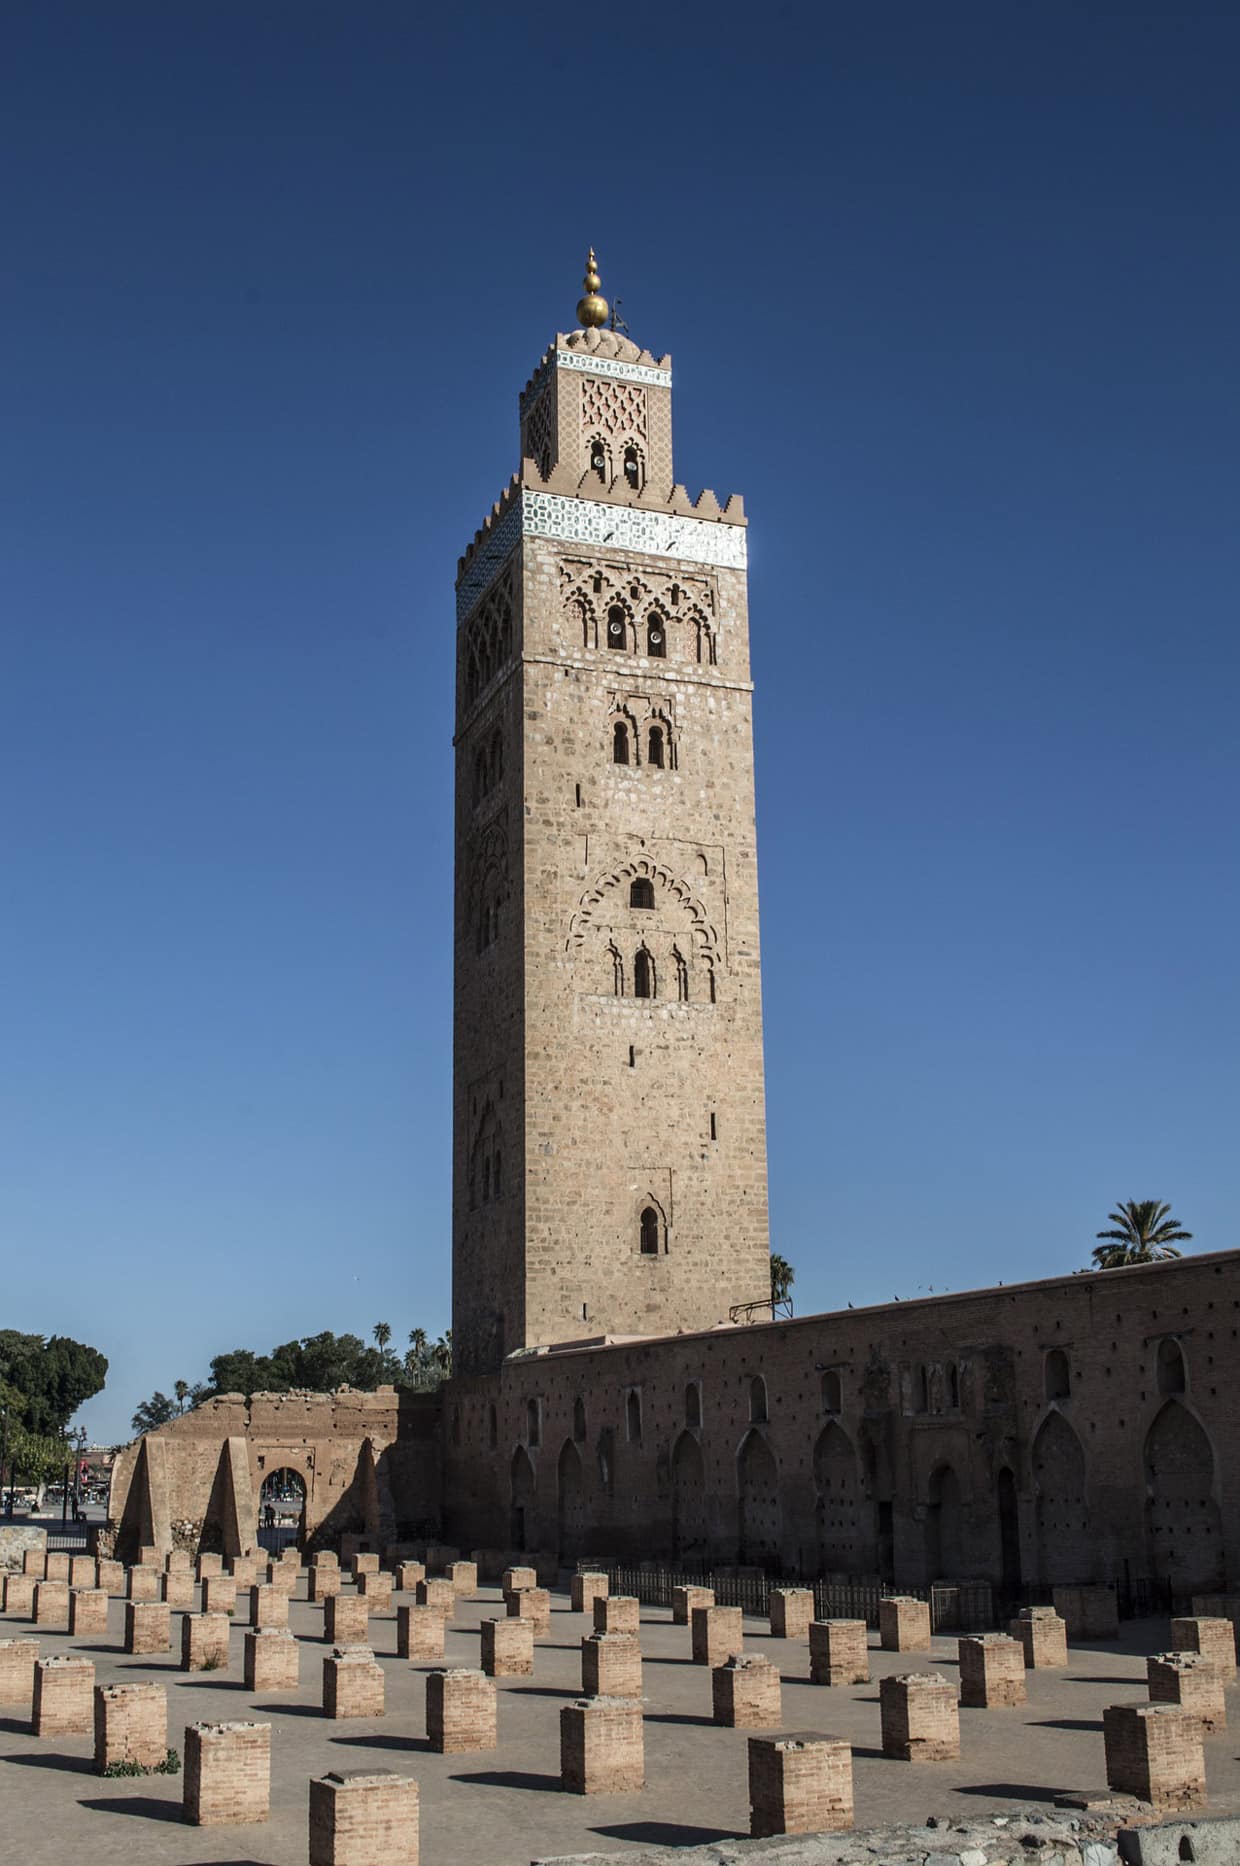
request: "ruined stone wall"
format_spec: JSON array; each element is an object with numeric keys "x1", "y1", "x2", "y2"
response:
[{"x1": 441, "y1": 1251, "x2": 1240, "y2": 1595}]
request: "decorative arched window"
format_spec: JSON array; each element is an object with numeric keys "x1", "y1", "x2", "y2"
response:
[
  {"x1": 707, "y1": 966, "x2": 717, "y2": 1004},
  {"x1": 630, "y1": 877, "x2": 654, "y2": 909},
  {"x1": 685, "y1": 1381, "x2": 702, "y2": 1427},
  {"x1": 648, "y1": 725, "x2": 665, "y2": 768},
  {"x1": 607, "y1": 943, "x2": 624, "y2": 996},
  {"x1": 822, "y1": 1370, "x2": 842, "y2": 1413},
  {"x1": 633, "y1": 947, "x2": 654, "y2": 999},
  {"x1": 646, "y1": 614, "x2": 665, "y2": 658},
  {"x1": 624, "y1": 445, "x2": 641, "y2": 491},
  {"x1": 526, "y1": 1397, "x2": 541, "y2": 1448},
  {"x1": 612, "y1": 720, "x2": 630, "y2": 765},
  {"x1": 749, "y1": 1375, "x2": 768, "y2": 1423},
  {"x1": 589, "y1": 438, "x2": 607, "y2": 483},
  {"x1": 572, "y1": 1397, "x2": 587, "y2": 1443},
  {"x1": 626, "y1": 1389, "x2": 642, "y2": 1442},
  {"x1": 639, "y1": 1206, "x2": 660, "y2": 1255},
  {"x1": 1045, "y1": 1348, "x2": 1070, "y2": 1401},
  {"x1": 606, "y1": 604, "x2": 627, "y2": 650},
  {"x1": 673, "y1": 947, "x2": 689, "y2": 1002},
  {"x1": 1157, "y1": 1337, "x2": 1186, "y2": 1395}
]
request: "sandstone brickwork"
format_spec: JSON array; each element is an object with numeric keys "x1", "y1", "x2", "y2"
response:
[
  {"x1": 358, "y1": 1570, "x2": 394, "y2": 1614},
  {"x1": 126, "y1": 1565, "x2": 160, "y2": 1603},
  {"x1": 1104, "y1": 1701, "x2": 1206, "y2": 1808},
  {"x1": 1148, "y1": 1652, "x2": 1226, "y2": 1731},
  {"x1": 94, "y1": 1680, "x2": 167, "y2": 1773},
  {"x1": 417, "y1": 1577, "x2": 456, "y2": 1619},
  {"x1": 880, "y1": 1672, "x2": 960, "y2": 1760},
  {"x1": 245, "y1": 1627, "x2": 300, "y2": 1692},
  {"x1": 448, "y1": 1559, "x2": 477, "y2": 1595},
  {"x1": 571, "y1": 1571, "x2": 608, "y2": 1613},
  {"x1": 959, "y1": 1634, "x2": 1027, "y2": 1708},
  {"x1": 202, "y1": 1574, "x2": 237, "y2": 1617},
  {"x1": 0, "y1": 1637, "x2": 38, "y2": 1707},
  {"x1": 70, "y1": 1587, "x2": 108, "y2": 1635},
  {"x1": 396, "y1": 1561, "x2": 425, "y2": 1592},
  {"x1": 1010, "y1": 1606, "x2": 1068, "y2": 1668},
  {"x1": 809, "y1": 1619, "x2": 869, "y2": 1687},
  {"x1": 502, "y1": 1564, "x2": 536, "y2": 1593},
  {"x1": 69, "y1": 1554, "x2": 95, "y2": 1588},
  {"x1": 426, "y1": 1668, "x2": 497, "y2": 1753},
  {"x1": 769, "y1": 1588, "x2": 813, "y2": 1640},
  {"x1": 482, "y1": 1615, "x2": 534, "y2": 1676},
  {"x1": 309, "y1": 1769, "x2": 419, "y2": 1866},
  {"x1": 397, "y1": 1603, "x2": 446, "y2": 1661},
  {"x1": 560, "y1": 1695, "x2": 644, "y2": 1794},
  {"x1": 95, "y1": 1558, "x2": 124, "y2": 1594},
  {"x1": 196, "y1": 1553, "x2": 224, "y2": 1581},
  {"x1": 310, "y1": 1564, "x2": 342, "y2": 1602},
  {"x1": 748, "y1": 1731, "x2": 853, "y2": 1837},
  {"x1": 33, "y1": 1580, "x2": 69, "y2": 1627},
  {"x1": 581, "y1": 1630, "x2": 641, "y2": 1698},
  {"x1": 161, "y1": 1569, "x2": 194, "y2": 1610},
  {"x1": 325, "y1": 1594, "x2": 369, "y2": 1644},
  {"x1": 181, "y1": 1612, "x2": 230, "y2": 1671},
  {"x1": 45, "y1": 1552, "x2": 71, "y2": 1581},
  {"x1": 184, "y1": 1720, "x2": 271, "y2": 1825},
  {"x1": 593, "y1": 1593, "x2": 638, "y2": 1636},
  {"x1": 3, "y1": 1574, "x2": 36, "y2": 1616},
  {"x1": 506, "y1": 1585, "x2": 551, "y2": 1635},
  {"x1": 879, "y1": 1597, "x2": 931, "y2": 1652},
  {"x1": 33, "y1": 1656, "x2": 94, "y2": 1734},
  {"x1": 712, "y1": 1652, "x2": 781, "y2": 1727},
  {"x1": 323, "y1": 1646, "x2": 384, "y2": 1719},
  {"x1": 250, "y1": 1583, "x2": 289, "y2": 1629},
  {"x1": 228, "y1": 1554, "x2": 257, "y2": 1588},
  {"x1": 1170, "y1": 1616, "x2": 1237, "y2": 1682},
  {"x1": 125, "y1": 1599, "x2": 171, "y2": 1655},
  {"x1": 691, "y1": 1604, "x2": 743, "y2": 1667}
]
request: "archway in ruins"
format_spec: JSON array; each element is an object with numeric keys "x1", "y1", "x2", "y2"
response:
[
  {"x1": 556, "y1": 1440, "x2": 587, "y2": 1561},
  {"x1": 737, "y1": 1429, "x2": 780, "y2": 1568},
  {"x1": 671, "y1": 1431, "x2": 708, "y2": 1562},
  {"x1": 1032, "y1": 1411, "x2": 1089, "y2": 1584},
  {"x1": 510, "y1": 1446, "x2": 536, "y2": 1552},
  {"x1": 1144, "y1": 1401, "x2": 1223, "y2": 1595},
  {"x1": 258, "y1": 1466, "x2": 306, "y2": 1554},
  {"x1": 813, "y1": 1420, "x2": 865, "y2": 1574}
]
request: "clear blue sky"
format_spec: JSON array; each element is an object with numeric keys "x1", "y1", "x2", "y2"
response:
[{"x1": 3, "y1": 4, "x2": 1237, "y2": 1446}]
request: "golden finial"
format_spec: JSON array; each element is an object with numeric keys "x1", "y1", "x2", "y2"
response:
[{"x1": 576, "y1": 247, "x2": 609, "y2": 329}]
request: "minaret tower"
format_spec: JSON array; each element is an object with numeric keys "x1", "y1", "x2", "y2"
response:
[{"x1": 452, "y1": 254, "x2": 770, "y2": 1376}]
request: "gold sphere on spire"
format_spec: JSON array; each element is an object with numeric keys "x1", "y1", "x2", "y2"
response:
[{"x1": 576, "y1": 246, "x2": 609, "y2": 329}]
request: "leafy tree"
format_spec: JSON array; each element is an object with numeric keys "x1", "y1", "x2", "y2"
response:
[
  {"x1": 4, "y1": 1421, "x2": 72, "y2": 1501},
  {"x1": 770, "y1": 1253, "x2": 795, "y2": 1306},
  {"x1": 131, "y1": 1392, "x2": 179, "y2": 1435},
  {"x1": 0, "y1": 1331, "x2": 107, "y2": 1435},
  {"x1": 1092, "y1": 1200, "x2": 1193, "y2": 1270},
  {"x1": 403, "y1": 1329, "x2": 452, "y2": 1392}
]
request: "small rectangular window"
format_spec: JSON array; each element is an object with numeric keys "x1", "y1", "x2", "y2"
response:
[
  {"x1": 629, "y1": 1045, "x2": 635, "y2": 1068},
  {"x1": 575, "y1": 783, "x2": 582, "y2": 807},
  {"x1": 709, "y1": 1112, "x2": 717, "y2": 1139}
]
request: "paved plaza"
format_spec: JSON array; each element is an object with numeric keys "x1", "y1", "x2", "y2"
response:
[{"x1": 4, "y1": 1573, "x2": 1240, "y2": 1864}]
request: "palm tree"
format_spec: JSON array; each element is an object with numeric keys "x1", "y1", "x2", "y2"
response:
[
  {"x1": 770, "y1": 1253, "x2": 795, "y2": 1307},
  {"x1": 173, "y1": 1380, "x2": 190, "y2": 1414},
  {"x1": 373, "y1": 1323, "x2": 392, "y2": 1351},
  {"x1": 1092, "y1": 1200, "x2": 1193, "y2": 1270}
]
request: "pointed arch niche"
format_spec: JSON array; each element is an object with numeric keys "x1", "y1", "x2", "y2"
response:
[
  {"x1": 672, "y1": 1430, "x2": 708, "y2": 1561},
  {"x1": 1032, "y1": 1410, "x2": 1089, "y2": 1585},
  {"x1": 737, "y1": 1429, "x2": 780, "y2": 1568},
  {"x1": 813, "y1": 1420, "x2": 866, "y2": 1574},
  {"x1": 1144, "y1": 1401, "x2": 1222, "y2": 1594}
]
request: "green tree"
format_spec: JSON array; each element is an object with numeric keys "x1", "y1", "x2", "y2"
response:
[
  {"x1": 131, "y1": 1392, "x2": 179, "y2": 1435},
  {"x1": 1092, "y1": 1200, "x2": 1193, "y2": 1270},
  {"x1": 373, "y1": 1322, "x2": 392, "y2": 1351},
  {"x1": 173, "y1": 1380, "x2": 190, "y2": 1413},
  {"x1": 0, "y1": 1331, "x2": 107, "y2": 1435},
  {"x1": 770, "y1": 1253, "x2": 795, "y2": 1307},
  {"x1": 6, "y1": 1422, "x2": 71, "y2": 1502}
]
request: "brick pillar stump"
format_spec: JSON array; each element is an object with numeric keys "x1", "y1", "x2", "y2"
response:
[
  {"x1": 581, "y1": 1631, "x2": 641, "y2": 1698},
  {"x1": 425, "y1": 1668, "x2": 496, "y2": 1753},
  {"x1": 228, "y1": 1555, "x2": 257, "y2": 1589},
  {"x1": 279, "y1": 1545, "x2": 302, "y2": 1568},
  {"x1": 137, "y1": 1544, "x2": 161, "y2": 1568},
  {"x1": 202, "y1": 1575, "x2": 237, "y2": 1617},
  {"x1": 45, "y1": 1552, "x2": 72, "y2": 1581},
  {"x1": 1009, "y1": 1607, "x2": 1068, "y2": 1669},
  {"x1": 311, "y1": 1550, "x2": 339, "y2": 1571},
  {"x1": 560, "y1": 1695, "x2": 644, "y2": 1794},
  {"x1": 959, "y1": 1634, "x2": 1027, "y2": 1708},
  {"x1": 309, "y1": 1769, "x2": 418, "y2": 1866},
  {"x1": 250, "y1": 1583, "x2": 288, "y2": 1629},
  {"x1": 570, "y1": 1571, "x2": 608, "y2": 1614},
  {"x1": 70, "y1": 1587, "x2": 109, "y2": 1635},
  {"x1": 245, "y1": 1627, "x2": 299, "y2": 1692},
  {"x1": 182, "y1": 1612, "x2": 230, "y2": 1672},
  {"x1": 506, "y1": 1586, "x2": 551, "y2": 1635},
  {"x1": 416, "y1": 1577, "x2": 456, "y2": 1620},
  {"x1": 22, "y1": 1549, "x2": 45, "y2": 1576},
  {"x1": 691, "y1": 1604, "x2": 744, "y2": 1667},
  {"x1": 268, "y1": 1559, "x2": 299, "y2": 1596},
  {"x1": 125, "y1": 1599, "x2": 172, "y2": 1656},
  {"x1": 3, "y1": 1574, "x2": 36, "y2": 1616},
  {"x1": 69, "y1": 1554, "x2": 96, "y2": 1588},
  {"x1": 126, "y1": 1564, "x2": 160, "y2": 1603},
  {"x1": 748, "y1": 1731, "x2": 853, "y2": 1837},
  {"x1": 323, "y1": 1646, "x2": 385, "y2": 1719},
  {"x1": 166, "y1": 1548, "x2": 192, "y2": 1573},
  {"x1": 1191, "y1": 1594, "x2": 1240, "y2": 1653},
  {"x1": 1148, "y1": 1653, "x2": 1227, "y2": 1732},
  {"x1": 33, "y1": 1656, "x2": 95, "y2": 1734},
  {"x1": 325, "y1": 1593, "x2": 370, "y2": 1644},
  {"x1": 0, "y1": 1637, "x2": 38, "y2": 1707},
  {"x1": 501, "y1": 1564, "x2": 536, "y2": 1594},
  {"x1": 396, "y1": 1560, "x2": 425, "y2": 1592},
  {"x1": 95, "y1": 1558, "x2": 124, "y2": 1595},
  {"x1": 879, "y1": 1672, "x2": 960, "y2": 1760},
  {"x1": 879, "y1": 1596, "x2": 931, "y2": 1652},
  {"x1": 183, "y1": 1720, "x2": 271, "y2": 1825},
  {"x1": 351, "y1": 1553, "x2": 380, "y2": 1579},
  {"x1": 1053, "y1": 1584, "x2": 1119, "y2": 1640},
  {"x1": 673, "y1": 1583, "x2": 715, "y2": 1626},
  {"x1": 481, "y1": 1615, "x2": 534, "y2": 1676},
  {"x1": 713, "y1": 1653, "x2": 782, "y2": 1727},
  {"x1": 1104, "y1": 1702, "x2": 1206, "y2": 1809},
  {"x1": 397, "y1": 1604, "x2": 445, "y2": 1662},
  {"x1": 1170, "y1": 1617, "x2": 1238, "y2": 1683},
  {"x1": 358, "y1": 1571, "x2": 394, "y2": 1615},
  {"x1": 592, "y1": 1594, "x2": 638, "y2": 1636},
  {"x1": 769, "y1": 1588, "x2": 813, "y2": 1641},
  {"x1": 448, "y1": 1560, "x2": 477, "y2": 1596},
  {"x1": 809, "y1": 1619, "x2": 869, "y2": 1686},
  {"x1": 310, "y1": 1565, "x2": 343, "y2": 1603},
  {"x1": 94, "y1": 1680, "x2": 167, "y2": 1773},
  {"x1": 161, "y1": 1570, "x2": 194, "y2": 1610},
  {"x1": 196, "y1": 1553, "x2": 224, "y2": 1582},
  {"x1": 33, "y1": 1580, "x2": 69, "y2": 1627}
]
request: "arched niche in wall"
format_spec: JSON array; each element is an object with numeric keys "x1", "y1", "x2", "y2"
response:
[
  {"x1": 737, "y1": 1429, "x2": 780, "y2": 1568},
  {"x1": 1144, "y1": 1400, "x2": 1222, "y2": 1595},
  {"x1": 671, "y1": 1429, "x2": 708, "y2": 1561}
]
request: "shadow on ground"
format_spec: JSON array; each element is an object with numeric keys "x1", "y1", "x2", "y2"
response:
[
  {"x1": 79, "y1": 1795, "x2": 182, "y2": 1823},
  {"x1": 450, "y1": 1768, "x2": 562, "y2": 1792},
  {"x1": 592, "y1": 1822, "x2": 743, "y2": 1845}
]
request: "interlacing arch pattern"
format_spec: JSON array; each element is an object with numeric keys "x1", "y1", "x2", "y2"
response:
[
  {"x1": 523, "y1": 388, "x2": 555, "y2": 479},
  {"x1": 580, "y1": 375, "x2": 648, "y2": 441},
  {"x1": 567, "y1": 856, "x2": 720, "y2": 983},
  {"x1": 558, "y1": 563, "x2": 717, "y2": 666},
  {"x1": 469, "y1": 821, "x2": 509, "y2": 955},
  {"x1": 607, "y1": 699, "x2": 677, "y2": 771},
  {"x1": 472, "y1": 725, "x2": 504, "y2": 806},
  {"x1": 463, "y1": 570, "x2": 514, "y2": 708},
  {"x1": 468, "y1": 1101, "x2": 504, "y2": 1210}
]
